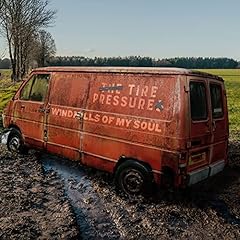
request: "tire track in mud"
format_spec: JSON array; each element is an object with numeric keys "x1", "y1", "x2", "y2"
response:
[
  {"x1": 41, "y1": 153, "x2": 167, "y2": 239},
  {"x1": 211, "y1": 198, "x2": 240, "y2": 226},
  {"x1": 92, "y1": 183, "x2": 196, "y2": 239},
  {"x1": 41, "y1": 154, "x2": 122, "y2": 239}
]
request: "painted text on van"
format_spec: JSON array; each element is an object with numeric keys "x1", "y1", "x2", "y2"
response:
[
  {"x1": 93, "y1": 84, "x2": 163, "y2": 112},
  {"x1": 51, "y1": 107, "x2": 162, "y2": 133}
]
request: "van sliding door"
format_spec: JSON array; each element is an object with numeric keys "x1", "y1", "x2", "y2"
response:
[{"x1": 46, "y1": 72, "x2": 90, "y2": 160}]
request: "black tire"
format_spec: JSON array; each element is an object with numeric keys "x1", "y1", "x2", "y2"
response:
[
  {"x1": 7, "y1": 129, "x2": 27, "y2": 154},
  {"x1": 114, "y1": 160, "x2": 154, "y2": 196}
]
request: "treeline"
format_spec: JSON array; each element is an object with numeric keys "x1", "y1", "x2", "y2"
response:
[
  {"x1": 49, "y1": 56, "x2": 239, "y2": 69},
  {"x1": 0, "y1": 58, "x2": 11, "y2": 69},
  {"x1": 1, "y1": 56, "x2": 239, "y2": 69}
]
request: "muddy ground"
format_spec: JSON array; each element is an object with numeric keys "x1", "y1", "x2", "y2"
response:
[
  {"x1": 0, "y1": 146, "x2": 80, "y2": 239},
  {"x1": 0, "y1": 128, "x2": 240, "y2": 239}
]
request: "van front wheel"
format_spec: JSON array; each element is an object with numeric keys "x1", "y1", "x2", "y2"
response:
[
  {"x1": 7, "y1": 129, "x2": 26, "y2": 154},
  {"x1": 115, "y1": 160, "x2": 153, "y2": 196}
]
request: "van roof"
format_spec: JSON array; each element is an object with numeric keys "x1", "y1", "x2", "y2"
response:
[{"x1": 34, "y1": 67, "x2": 223, "y2": 81}]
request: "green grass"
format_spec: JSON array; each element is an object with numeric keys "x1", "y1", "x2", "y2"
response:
[
  {"x1": 0, "y1": 70, "x2": 21, "y2": 114},
  {"x1": 199, "y1": 69, "x2": 240, "y2": 139}
]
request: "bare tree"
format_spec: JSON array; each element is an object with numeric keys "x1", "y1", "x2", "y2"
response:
[
  {"x1": 34, "y1": 30, "x2": 56, "y2": 67},
  {"x1": 0, "y1": 0, "x2": 56, "y2": 81}
]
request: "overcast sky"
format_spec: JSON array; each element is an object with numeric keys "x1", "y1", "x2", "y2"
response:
[{"x1": 1, "y1": 0, "x2": 240, "y2": 59}]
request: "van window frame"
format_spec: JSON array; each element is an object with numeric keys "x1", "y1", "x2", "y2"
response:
[
  {"x1": 209, "y1": 82, "x2": 224, "y2": 120},
  {"x1": 19, "y1": 73, "x2": 50, "y2": 103},
  {"x1": 189, "y1": 80, "x2": 209, "y2": 122}
]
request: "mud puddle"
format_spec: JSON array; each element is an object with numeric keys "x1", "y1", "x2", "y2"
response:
[
  {"x1": 40, "y1": 152, "x2": 240, "y2": 240},
  {"x1": 41, "y1": 154, "x2": 121, "y2": 239}
]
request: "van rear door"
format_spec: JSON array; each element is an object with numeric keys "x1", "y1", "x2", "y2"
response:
[
  {"x1": 209, "y1": 80, "x2": 228, "y2": 165},
  {"x1": 188, "y1": 80, "x2": 212, "y2": 171},
  {"x1": 188, "y1": 78, "x2": 228, "y2": 173}
]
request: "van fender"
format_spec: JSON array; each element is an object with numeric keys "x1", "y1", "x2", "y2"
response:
[{"x1": 114, "y1": 156, "x2": 153, "y2": 176}]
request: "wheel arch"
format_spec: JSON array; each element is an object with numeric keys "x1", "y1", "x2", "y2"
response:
[
  {"x1": 8, "y1": 124, "x2": 22, "y2": 133},
  {"x1": 114, "y1": 156, "x2": 155, "y2": 195},
  {"x1": 114, "y1": 156, "x2": 153, "y2": 176}
]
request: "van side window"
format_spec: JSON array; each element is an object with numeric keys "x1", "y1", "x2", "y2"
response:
[
  {"x1": 190, "y1": 82, "x2": 208, "y2": 121},
  {"x1": 20, "y1": 74, "x2": 49, "y2": 102},
  {"x1": 210, "y1": 84, "x2": 223, "y2": 118},
  {"x1": 20, "y1": 77, "x2": 35, "y2": 100}
]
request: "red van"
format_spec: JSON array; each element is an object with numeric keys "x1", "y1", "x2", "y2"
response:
[{"x1": 1, "y1": 67, "x2": 229, "y2": 195}]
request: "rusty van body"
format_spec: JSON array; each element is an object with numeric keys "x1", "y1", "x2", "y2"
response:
[{"x1": 1, "y1": 67, "x2": 229, "y2": 195}]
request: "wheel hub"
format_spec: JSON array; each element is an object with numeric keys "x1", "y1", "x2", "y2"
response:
[
  {"x1": 123, "y1": 170, "x2": 144, "y2": 194},
  {"x1": 9, "y1": 137, "x2": 20, "y2": 152}
]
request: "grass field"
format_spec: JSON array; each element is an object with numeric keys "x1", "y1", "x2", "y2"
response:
[
  {"x1": 0, "y1": 69, "x2": 239, "y2": 138},
  {"x1": 0, "y1": 70, "x2": 20, "y2": 113},
  {"x1": 201, "y1": 69, "x2": 240, "y2": 139}
]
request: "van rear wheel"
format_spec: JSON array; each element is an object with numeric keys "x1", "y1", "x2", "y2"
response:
[
  {"x1": 115, "y1": 160, "x2": 153, "y2": 196},
  {"x1": 7, "y1": 129, "x2": 27, "y2": 154}
]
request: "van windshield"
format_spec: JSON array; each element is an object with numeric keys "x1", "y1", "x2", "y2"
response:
[{"x1": 20, "y1": 74, "x2": 50, "y2": 102}]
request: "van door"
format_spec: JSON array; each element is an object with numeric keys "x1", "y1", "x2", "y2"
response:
[
  {"x1": 46, "y1": 72, "x2": 90, "y2": 160},
  {"x1": 209, "y1": 81, "x2": 228, "y2": 164},
  {"x1": 13, "y1": 74, "x2": 50, "y2": 148},
  {"x1": 188, "y1": 80, "x2": 212, "y2": 171}
]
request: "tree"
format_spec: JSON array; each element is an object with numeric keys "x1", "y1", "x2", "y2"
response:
[
  {"x1": 0, "y1": 0, "x2": 56, "y2": 81},
  {"x1": 33, "y1": 30, "x2": 56, "y2": 67}
]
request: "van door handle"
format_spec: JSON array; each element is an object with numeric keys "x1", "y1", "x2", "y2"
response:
[
  {"x1": 75, "y1": 112, "x2": 84, "y2": 120},
  {"x1": 38, "y1": 108, "x2": 45, "y2": 113},
  {"x1": 212, "y1": 121, "x2": 216, "y2": 131},
  {"x1": 45, "y1": 107, "x2": 50, "y2": 113}
]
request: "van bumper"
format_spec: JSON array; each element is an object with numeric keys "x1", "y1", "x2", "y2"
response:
[{"x1": 187, "y1": 160, "x2": 226, "y2": 186}]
